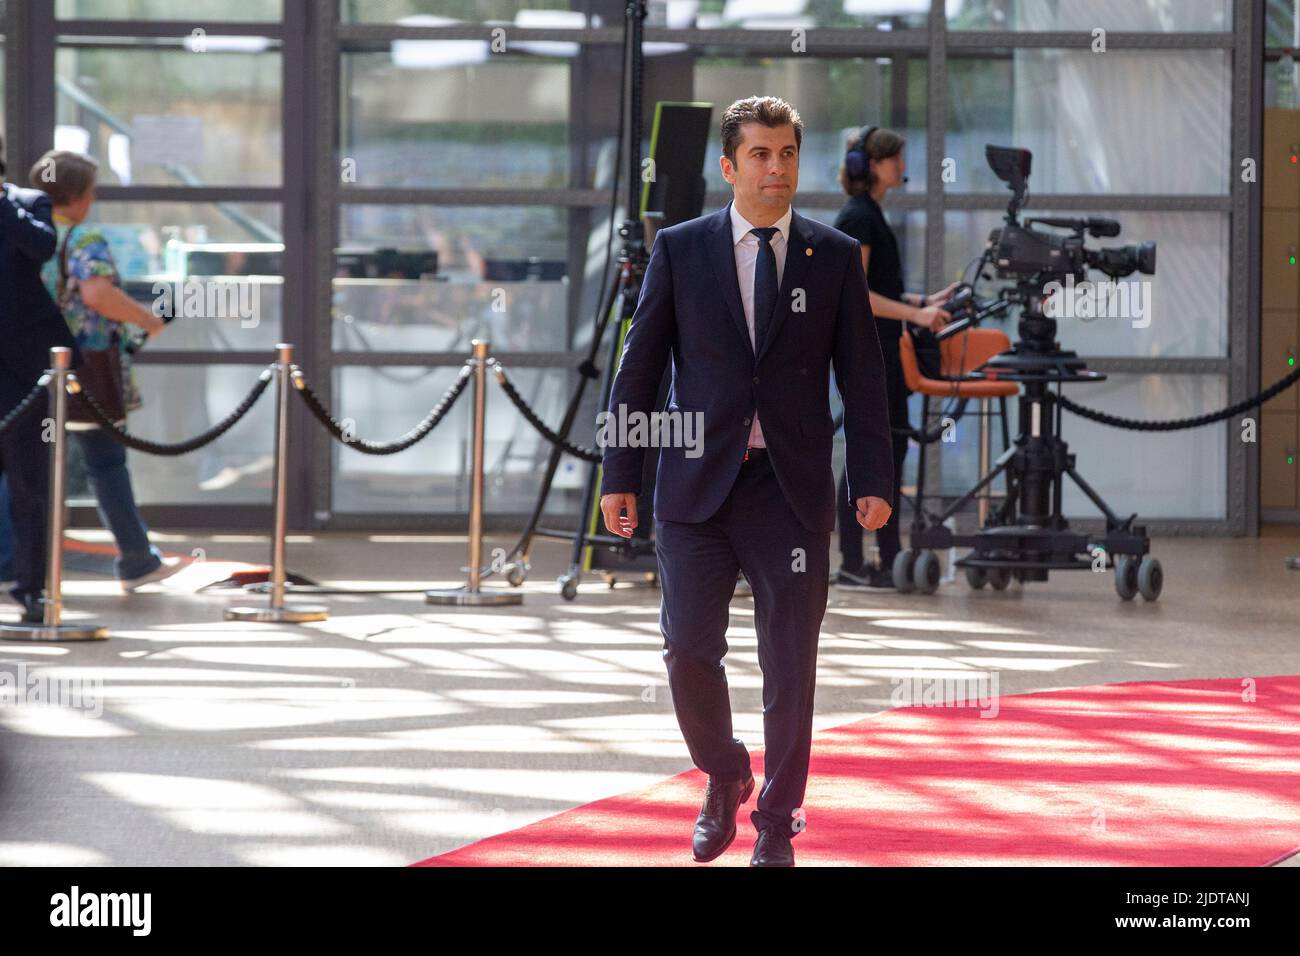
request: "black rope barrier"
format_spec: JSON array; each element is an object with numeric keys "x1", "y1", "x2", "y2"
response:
[
  {"x1": 1055, "y1": 364, "x2": 1300, "y2": 432},
  {"x1": 0, "y1": 384, "x2": 47, "y2": 437},
  {"x1": 71, "y1": 367, "x2": 274, "y2": 455},
  {"x1": 292, "y1": 363, "x2": 472, "y2": 455},
  {"x1": 491, "y1": 363, "x2": 603, "y2": 463}
]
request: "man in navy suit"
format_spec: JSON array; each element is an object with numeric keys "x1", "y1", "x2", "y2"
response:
[
  {"x1": 0, "y1": 137, "x2": 80, "y2": 622},
  {"x1": 599, "y1": 96, "x2": 895, "y2": 866}
]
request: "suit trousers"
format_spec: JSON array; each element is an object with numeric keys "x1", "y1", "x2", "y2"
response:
[
  {"x1": 654, "y1": 450, "x2": 830, "y2": 836},
  {"x1": 0, "y1": 395, "x2": 50, "y2": 603}
]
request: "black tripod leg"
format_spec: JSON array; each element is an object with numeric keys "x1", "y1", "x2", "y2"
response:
[
  {"x1": 932, "y1": 446, "x2": 1016, "y2": 525},
  {"x1": 500, "y1": 268, "x2": 624, "y2": 575},
  {"x1": 913, "y1": 394, "x2": 930, "y2": 533},
  {"x1": 567, "y1": 281, "x2": 636, "y2": 584},
  {"x1": 1064, "y1": 464, "x2": 1123, "y2": 526},
  {"x1": 497, "y1": 1, "x2": 649, "y2": 582},
  {"x1": 998, "y1": 396, "x2": 1013, "y2": 502}
]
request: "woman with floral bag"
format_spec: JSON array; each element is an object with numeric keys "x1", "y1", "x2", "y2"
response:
[{"x1": 31, "y1": 149, "x2": 181, "y2": 593}]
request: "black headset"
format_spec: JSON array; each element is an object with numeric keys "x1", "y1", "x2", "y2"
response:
[{"x1": 843, "y1": 124, "x2": 878, "y2": 180}]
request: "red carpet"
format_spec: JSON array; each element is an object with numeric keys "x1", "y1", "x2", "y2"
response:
[{"x1": 414, "y1": 676, "x2": 1300, "y2": 866}]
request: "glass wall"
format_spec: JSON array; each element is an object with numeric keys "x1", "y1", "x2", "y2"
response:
[
  {"x1": 4, "y1": 0, "x2": 1258, "y2": 530},
  {"x1": 1265, "y1": 0, "x2": 1297, "y2": 109},
  {"x1": 55, "y1": 46, "x2": 282, "y2": 187},
  {"x1": 56, "y1": 0, "x2": 281, "y2": 18},
  {"x1": 35, "y1": 10, "x2": 286, "y2": 513},
  {"x1": 947, "y1": 0, "x2": 1231, "y2": 32},
  {"x1": 946, "y1": 51, "x2": 1231, "y2": 195}
]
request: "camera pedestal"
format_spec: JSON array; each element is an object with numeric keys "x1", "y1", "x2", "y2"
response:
[{"x1": 902, "y1": 310, "x2": 1161, "y2": 602}]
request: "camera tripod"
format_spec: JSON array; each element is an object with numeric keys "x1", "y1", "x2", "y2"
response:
[{"x1": 899, "y1": 285, "x2": 1162, "y2": 601}]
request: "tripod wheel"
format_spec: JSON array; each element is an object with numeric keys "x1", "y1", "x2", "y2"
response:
[
  {"x1": 559, "y1": 574, "x2": 579, "y2": 601},
  {"x1": 504, "y1": 563, "x2": 528, "y2": 587},
  {"x1": 1137, "y1": 557, "x2": 1162, "y2": 601},
  {"x1": 1114, "y1": 556, "x2": 1139, "y2": 601},
  {"x1": 913, "y1": 551, "x2": 941, "y2": 595},
  {"x1": 988, "y1": 568, "x2": 1012, "y2": 591},
  {"x1": 892, "y1": 550, "x2": 917, "y2": 593},
  {"x1": 965, "y1": 565, "x2": 988, "y2": 590}
]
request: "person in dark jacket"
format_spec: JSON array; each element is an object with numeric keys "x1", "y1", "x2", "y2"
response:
[
  {"x1": 0, "y1": 136, "x2": 81, "y2": 623},
  {"x1": 599, "y1": 97, "x2": 895, "y2": 866}
]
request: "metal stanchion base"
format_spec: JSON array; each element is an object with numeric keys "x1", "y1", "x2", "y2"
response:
[
  {"x1": 223, "y1": 605, "x2": 329, "y2": 622},
  {"x1": 0, "y1": 622, "x2": 108, "y2": 641},
  {"x1": 425, "y1": 587, "x2": 523, "y2": 606}
]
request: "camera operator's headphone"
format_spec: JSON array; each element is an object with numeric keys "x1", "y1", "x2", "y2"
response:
[{"x1": 843, "y1": 124, "x2": 878, "y2": 180}]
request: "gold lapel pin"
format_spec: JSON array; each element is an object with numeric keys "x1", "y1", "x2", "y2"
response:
[{"x1": 805, "y1": 247, "x2": 812, "y2": 256}]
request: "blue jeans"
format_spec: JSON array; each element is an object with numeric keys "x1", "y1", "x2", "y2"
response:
[{"x1": 70, "y1": 428, "x2": 162, "y2": 581}]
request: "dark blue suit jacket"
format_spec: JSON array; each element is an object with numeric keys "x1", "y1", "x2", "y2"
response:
[
  {"x1": 0, "y1": 182, "x2": 79, "y2": 411},
  {"x1": 599, "y1": 199, "x2": 895, "y2": 534}
]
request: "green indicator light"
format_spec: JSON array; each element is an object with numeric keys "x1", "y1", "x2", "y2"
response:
[
  {"x1": 1292, "y1": 256, "x2": 1298, "y2": 265},
  {"x1": 1290, "y1": 455, "x2": 1296, "y2": 466},
  {"x1": 1291, "y1": 357, "x2": 1297, "y2": 367}
]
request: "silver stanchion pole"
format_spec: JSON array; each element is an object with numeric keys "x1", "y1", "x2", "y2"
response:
[
  {"x1": 427, "y1": 339, "x2": 522, "y2": 606},
  {"x1": 2, "y1": 347, "x2": 107, "y2": 641},
  {"x1": 225, "y1": 344, "x2": 328, "y2": 623}
]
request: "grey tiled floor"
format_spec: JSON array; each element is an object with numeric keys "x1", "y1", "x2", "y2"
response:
[{"x1": 1, "y1": 528, "x2": 1297, "y2": 866}]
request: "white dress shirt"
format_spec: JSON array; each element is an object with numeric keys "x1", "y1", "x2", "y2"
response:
[{"x1": 730, "y1": 200, "x2": 793, "y2": 449}]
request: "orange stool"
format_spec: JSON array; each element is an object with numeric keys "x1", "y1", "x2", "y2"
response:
[{"x1": 898, "y1": 327, "x2": 1019, "y2": 533}]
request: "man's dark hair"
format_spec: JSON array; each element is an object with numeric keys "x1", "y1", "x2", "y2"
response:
[{"x1": 720, "y1": 96, "x2": 803, "y2": 167}]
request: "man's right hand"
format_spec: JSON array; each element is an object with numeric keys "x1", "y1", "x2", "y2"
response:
[{"x1": 600, "y1": 493, "x2": 638, "y2": 539}]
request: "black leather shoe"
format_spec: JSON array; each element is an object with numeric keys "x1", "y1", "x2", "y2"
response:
[
  {"x1": 750, "y1": 826, "x2": 795, "y2": 866},
  {"x1": 15, "y1": 594, "x2": 43, "y2": 625},
  {"x1": 692, "y1": 772, "x2": 755, "y2": 862}
]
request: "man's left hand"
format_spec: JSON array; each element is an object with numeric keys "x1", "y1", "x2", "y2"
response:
[{"x1": 855, "y1": 496, "x2": 892, "y2": 531}]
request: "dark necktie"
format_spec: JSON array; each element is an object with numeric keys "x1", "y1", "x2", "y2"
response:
[{"x1": 750, "y1": 226, "x2": 779, "y2": 355}]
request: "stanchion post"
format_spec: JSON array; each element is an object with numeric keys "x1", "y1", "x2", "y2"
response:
[
  {"x1": 427, "y1": 339, "x2": 522, "y2": 606},
  {"x1": 1, "y1": 347, "x2": 107, "y2": 641},
  {"x1": 224, "y1": 344, "x2": 328, "y2": 623}
]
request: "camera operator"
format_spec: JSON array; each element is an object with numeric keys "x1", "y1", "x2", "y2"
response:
[
  {"x1": 0, "y1": 136, "x2": 81, "y2": 623},
  {"x1": 832, "y1": 126, "x2": 957, "y2": 590}
]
